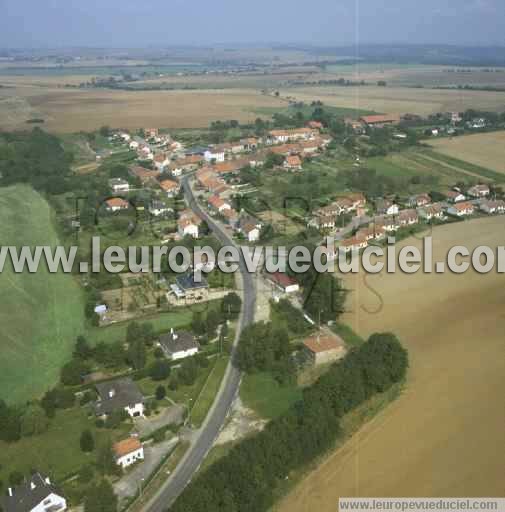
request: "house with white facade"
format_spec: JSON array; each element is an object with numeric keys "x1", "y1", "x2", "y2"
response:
[
  {"x1": 266, "y1": 272, "x2": 300, "y2": 294},
  {"x1": 109, "y1": 178, "x2": 130, "y2": 195},
  {"x1": 177, "y1": 210, "x2": 201, "y2": 238},
  {"x1": 114, "y1": 438, "x2": 145, "y2": 469},
  {"x1": 1, "y1": 473, "x2": 67, "y2": 512},
  {"x1": 149, "y1": 200, "x2": 173, "y2": 217},
  {"x1": 479, "y1": 199, "x2": 505, "y2": 214},
  {"x1": 159, "y1": 179, "x2": 180, "y2": 198},
  {"x1": 467, "y1": 184, "x2": 490, "y2": 198},
  {"x1": 95, "y1": 378, "x2": 144, "y2": 418},
  {"x1": 105, "y1": 197, "x2": 130, "y2": 212},
  {"x1": 418, "y1": 203, "x2": 444, "y2": 221},
  {"x1": 447, "y1": 201, "x2": 474, "y2": 217},
  {"x1": 208, "y1": 195, "x2": 231, "y2": 213},
  {"x1": 159, "y1": 329, "x2": 200, "y2": 361},
  {"x1": 204, "y1": 147, "x2": 226, "y2": 163}
]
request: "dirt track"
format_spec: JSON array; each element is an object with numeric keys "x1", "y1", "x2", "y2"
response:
[{"x1": 277, "y1": 217, "x2": 505, "y2": 511}]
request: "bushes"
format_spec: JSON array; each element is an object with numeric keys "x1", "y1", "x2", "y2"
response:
[
  {"x1": 171, "y1": 333, "x2": 408, "y2": 512},
  {"x1": 149, "y1": 360, "x2": 171, "y2": 381}
]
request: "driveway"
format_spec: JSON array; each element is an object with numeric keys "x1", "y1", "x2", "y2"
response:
[
  {"x1": 134, "y1": 403, "x2": 185, "y2": 438},
  {"x1": 114, "y1": 437, "x2": 179, "y2": 506}
]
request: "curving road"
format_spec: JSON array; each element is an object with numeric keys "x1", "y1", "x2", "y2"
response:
[{"x1": 143, "y1": 176, "x2": 256, "y2": 512}]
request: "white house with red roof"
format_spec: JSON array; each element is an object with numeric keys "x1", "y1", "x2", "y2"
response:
[
  {"x1": 266, "y1": 272, "x2": 300, "y2": 294},
  {"x1": 114, "y1": 437, "x2": 144, "y2": 469}
]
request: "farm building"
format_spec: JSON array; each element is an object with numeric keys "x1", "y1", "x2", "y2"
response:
[
  {"x1": 360, "y1": 114, "x2": 401, "y2": 127},
  {"x1": 303, "y1": 330, "x2": 347, "y2": 366}
]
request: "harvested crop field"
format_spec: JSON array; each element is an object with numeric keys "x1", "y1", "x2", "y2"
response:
[
  {"x1": 277, "y1": 217, "x2": 505, "y2": 511},
  {"x1": 281, "y1": 85, "x2": 505, "y2": 116},
  {"x1": 0, "y1": 85, "x2": 285, "y2": 132},
  {"x1": 428, "y1": 131, "x2": 505, "y2": 174}
]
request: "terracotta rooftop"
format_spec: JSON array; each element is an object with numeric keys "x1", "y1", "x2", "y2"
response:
[
  {"x1": 114, "y1": 437, "x2": 142, "y2": 458},
  {"x1": 303, "y1": 332, "x2": 345, "y2": 354}
]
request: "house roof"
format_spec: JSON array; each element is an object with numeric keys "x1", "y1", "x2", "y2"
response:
[
  {"x1": 452, "y1": 201, "x2": 474, "y2": 211},
  {"x1": 267, "y1": 272, "x2": 298, "y2": 289},
  {"x1": 445, "y1": 190, "x2": 464, "y2": 199},
  {"x1": 95, "y1": 378, "x2": 144, "y2": 415},
  {"x1": 159, "y1": 179, "x2": 179, "y2": 192},
  {"x1": 303, "y1": 332, "x2": 346, "y2": 354},
  {"x1": 208, "y1": 195, "x2": 226, "y2": 209},
  {"x1": 1, "y1": 473, "x2": 62, "y2": 512},
  {"x1": 154, "y1": 153, "x2": 167, "y2": 163},
  {"x1": 360, "y1": 114, "x2": 400, "y2": 125},
  {"x1": 285, "y1": 155, "x2": 302, "y2": 167},
  {"x1": 176, "y1": 273, "x2": 209, "y2": 291},
  {"x1": 106, "y1": 197, "x2": 129, "y2": 209},
  {"x1": 114, "y1": 437, "x2": 142, "y2": 458},
  {"x1": 159, "y1": 330, "x2": 199, "y2": 356},
  {"x1": 130, "y1": 166, "x2": 159, "y2": 182},
  {"x1": 109, "y1": 178, "x2": 129, "y2": 187}
]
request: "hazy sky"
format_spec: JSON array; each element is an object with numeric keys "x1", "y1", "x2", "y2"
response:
[{"x1": 1, "y1": 0, "x2": 505, "y2": 48}]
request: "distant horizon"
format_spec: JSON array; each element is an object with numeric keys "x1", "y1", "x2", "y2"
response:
[
  {"x1": 2, "y1": 42, "x2": 505, "y2": 52},
  {"x1": 2, "y1": 0, "x2": 505, "y2": 49}
]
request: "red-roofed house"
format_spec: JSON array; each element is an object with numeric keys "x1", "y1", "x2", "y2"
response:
[
  {"x1": 105, "y1": 197, "x2": 130, "y2": 212},
  {"x1": 208, "y1": 195, "x2": 231, "y2": 213},
  {"x1": 266, "y1": 272, "x2": 300, "y2": 294},
  {"x1": 159, "y1": 179, "x2": 180, "y2": 197},
  {"x1": 284, "y1": 155, "x2": 303, "y2": 170},
  {"x1": 448, "y1": 201, "x2": 474, "y2": 217},
  {"x1": 114, "y1": 438, "x2": 144, "y2": 469}
]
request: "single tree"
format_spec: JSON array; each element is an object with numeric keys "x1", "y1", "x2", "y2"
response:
[{"x1": 80, "y1": 429, "x2": 95, "y2": 453}]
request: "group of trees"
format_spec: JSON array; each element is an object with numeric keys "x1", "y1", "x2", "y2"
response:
[
  {"x1": 0, "y1": 128, "x2": 73, "y2": 194},
  {"x1": 235, "y1": 322, "x2": 293, "y2": 384},
  {"x1": 171, "y1": 333, "x2": 408, "y2": 512}
]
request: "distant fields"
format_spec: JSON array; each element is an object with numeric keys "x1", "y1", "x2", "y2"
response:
[
  {"x1": 0, "y1": 185, "x2": 86, "y2": 403},
  {"x1": 0, "y1": 85, "x2": 286, "y2": 132},
  {"x1": 428, "y1": 131, "x2": 505, "y2": 175},
  {"x1": 280, "y1": 85, "x2": 505, "y2": 116}
]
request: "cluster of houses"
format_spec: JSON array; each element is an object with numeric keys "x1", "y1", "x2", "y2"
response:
[
  {"x1": 309, "y1": 193, "x2": 367, "y2": 230},
  {"x1": 106, "y1": 121, "x2": 331, "y2": 244},
  {"x1": 316, "y1": 183, "x2": 502, "y2": 254}
]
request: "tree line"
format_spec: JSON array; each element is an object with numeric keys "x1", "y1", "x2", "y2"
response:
[{"x1": 170, "y1": 333, "x2": 408, "y2": 512}]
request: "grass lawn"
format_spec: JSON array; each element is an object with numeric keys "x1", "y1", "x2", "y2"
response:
[
  {"x1": 191, "y1": 355, "x2": 229, "y2": 427},
  {"x1": 331, "y1": 322, "x2": 365, "y2": 347},
  {"x1": 240, "y1": 372, "x2": 302, "y2": 421},
  {"x1": 86, "y1": 309, "x2": 194, "y2": 345},
  {"x1": 0, "y1": 184, "x2": 86, "y2": 404},
  {"x1": 0, "y1": 406, "x2": 131, "y2": 484}
]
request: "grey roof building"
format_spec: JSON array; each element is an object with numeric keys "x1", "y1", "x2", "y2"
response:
[
  {"x1": 159, "y1": 329, "x2": 200, "y2": 360},
  {"x1": 94, "y1": 377, "x2": 144, "y2": 417},
  {"x1": 1, "y1": 473, "x2": 67, "y2": 512},
  {"x1": 175, "y1": 273, "x2": 209, "y2": 292}
]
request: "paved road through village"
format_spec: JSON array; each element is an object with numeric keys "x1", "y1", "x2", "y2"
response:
[{"x1": 143, "y1": 176, "x2": 256, "y2": 512}]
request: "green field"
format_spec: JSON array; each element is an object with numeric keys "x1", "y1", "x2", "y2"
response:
[
  {"x1": 0, "y1": 407, "x2": 130, "y2": 485},
  {"x1": 0, "y1": 185, "x2": 86, "y2": 404},
  {"x1": 240, "y1": 372, "x2": 302, "y2": 420}
]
